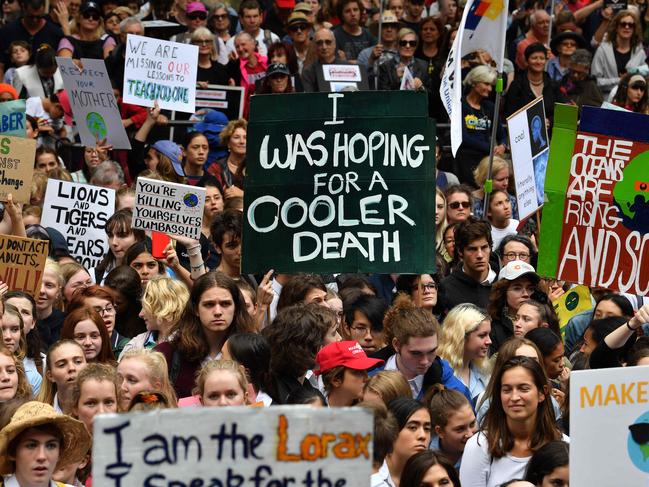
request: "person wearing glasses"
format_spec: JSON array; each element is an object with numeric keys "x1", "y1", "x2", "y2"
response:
[
  {"x1": 546, "y1": 30, "x2": 586, "y2": 82},
  {"x1": 55, "y1": 1, "x2": 116, "y2": 59},
  {"x1": 592, "y1": 10, "x2": 646, "y2": 99},
  {"x1": 285, "y1": 11, "x2": 312, "y2": 74},
  {"x1": 496, "y1": 234, "x2": 536, "y2": 268},
  {"x1": 445, "y1": 184, "x2": 473, "y2": 225},
  {"x1": 612, "y1": 72, "x2": 648, "y2": 113},
  {"x1": 557, "y1": 48, "x2": 603, "y2": 111},
  {"x1": 209, "y1": 3, "x2": 234, "y2": 44},
  {"x1": 191, "y1": 27, "x2": 233, "y2": 86},
  {"x1": 395, "y1": 274, "x2": 438, "y2": 314},
  {"x1": 377, "y1": 27, "x2": 429, "y2": 92},
  {"x1": 340, "y1": 293, "x2": 387, "y2": 354}
]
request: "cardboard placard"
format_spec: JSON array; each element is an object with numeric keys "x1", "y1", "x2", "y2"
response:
[
  {"x1": 0, "y1": 99, "x2": 26, "y2": 137},
  {"x1": 57, "y1": 57, "x2": 132, "y2": 149},
  {"x1": 123, "y1": 34, "x2": 198, "y2": 114},
  {"x1": 538, "y1": 105, "x2": 649, "y2": 295},
  {"x1": 507, "y1": 97, "x2": 549, "y2": 220},
  {"x1": 92, "y1": 406, "x2": 373, "y2": 486},
  {"x1": 0, "y1": 234, "x2": 48, "y2": 297},
  {"x1": 0, "y1": 135, "x2": 37, "y2": 204},
  {"x1": 570, "y1": 366, "x2": 649, "y2": 486},
  {"x1": 132, "y1": 177, "x2": 205, "y2": 240},
  {"x1": 243, "y1": 91, "x2": 436, "y2": 274},
  {"x1": 40, "y1": 180, "x2": 115, "y2": 268}
]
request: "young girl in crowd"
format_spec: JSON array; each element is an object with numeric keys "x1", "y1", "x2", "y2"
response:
[
  {"x1": 155, "y1": 272, "x2": 254, "y2": 398},
  {"x1": 1, "y1": 304, "x2": 37, "y2": 394},
  {"x1": 0, "y1": 344, "x2": 31, "y2": 403},
  {"x1": 36, "y1": 258, "x2": 66, "y2": 347},
  {"x1": 524, "y1": 441, "x2": 569, "y2": 487},
  {"x1": 94, "y1": 209, "x2": 146, "y2": 284},
  {"x1": 460, "y1": 357, "x2": 564, "y2": 487},
  {"x1": 438, "y1": 303, "x2": 492, "y2": 402},
  {"x1": 125, "y1": 240, "x2": 166, "y2": 286},
  {"x1": 121, "y1": 277, "x2": 189, "y2": 357},
  {"x1": 182, "y1": 131, "x2": 211, "y2": 185},
  {"x1": 221, "y1": 332, "x2": 272, "y2": 406},
  {"x1": 37, "y1": 340, "x2": 88, "y2": 413},
  {"x1": 373, "y1": 397, "x2": 432, "y2": 486},
  {"x1": 400, "y1": 450, "x2": 462, "y2": 487},
  {"x1": 395, "y1": 274, "x2": 438, "y2": 313},
  {"x1": 117, "y1": 349, "x2": 177, "y2": 410},
  {"x1": 513, "y1": 300, "x2": 560, "y2": 339},
  {"x1": 60, "y1": 308, "x2": 115, "y2": 364},
  {"x1": 104, "y1": 265, "x2": 146, "y2": 338},
  {"x1": 195, "y1": 359, "x2": 249, "y2": 407},
  {"x1": 315, "y1": 341, "x2": 383, "y2": 407},
  {"x1": 71, "y1": 363, "x2": 119, "y2": 433},
  {"x1": 525, "y1": 328, "x2": 567, "y2": 390},
  {"x1": 60, "y1": 262, "x2": 93, "y2": 306},
  {"x1": 426, "y1": 384, "x2": 477, "y2": 469}
]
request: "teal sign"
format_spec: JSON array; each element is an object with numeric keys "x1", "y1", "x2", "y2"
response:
[
  {"x1": 0, "y1": 99, "x2": 26, "y2": 137},
  {"x1": 242, "y1": 91, "x2": 436, "y2": 274}
]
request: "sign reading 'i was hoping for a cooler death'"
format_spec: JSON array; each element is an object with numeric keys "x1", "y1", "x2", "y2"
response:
[{"x1": 243, "y1": 91, "x2": 436, "y2": 274}]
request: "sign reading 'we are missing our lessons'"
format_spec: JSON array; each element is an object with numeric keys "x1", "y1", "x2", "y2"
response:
[{"x1": 243, "y1": 91, "x2": 436, "y2": 274}]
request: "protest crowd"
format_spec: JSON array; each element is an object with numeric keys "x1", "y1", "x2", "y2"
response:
[{"x1": 0, "y1": 0, "x2": 648, "y2": 484}]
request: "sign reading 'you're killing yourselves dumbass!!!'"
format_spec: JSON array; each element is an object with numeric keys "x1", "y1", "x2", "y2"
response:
[
  {"x1": 243, "y1": 91, "x2": 436, "y2": 274},
  {"x1": 538, "y1": 105, "x2": 649, "y2": 296},
  {"x1": 92, "y1": 406, "x2": 373, "y2": 486}
]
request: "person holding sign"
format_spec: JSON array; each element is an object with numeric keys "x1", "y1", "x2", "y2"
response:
[
  {"x1": 0, "y1": 401, "x2": 91, "y2": 487},
  {"x1": 377, "y1": 28, "x2": 429, "y2": 92},
  {"x1": 54, "y1": 1, "x2": 116, "y2": 59}
]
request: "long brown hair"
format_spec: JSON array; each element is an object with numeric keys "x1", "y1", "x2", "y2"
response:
[
  {"x1": 60, "y1": 308, "x2": 115, "y2": 364},
  {"x1": 0, "y1": 344, "x2": 31, "y2": 401},
  {"x1": 482, "y1": 356, "x2": 561, "y2": 458}
]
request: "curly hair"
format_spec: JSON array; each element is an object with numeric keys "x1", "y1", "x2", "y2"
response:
[
  {"x1": 607, "y1": 10, "x2": 642, "y2": 49},
  {"x1": 383, "y1": 294, "x2": 439, "y2": 346},
  {"x1": 219, "y1": 119, "x2": 247, "y2": 149},
  {"x1": 141, "y1": 277, "x2": 189, "y2": 326},
  {"x1": 438, "y1": 303, "x2": 491, "y2": 372}
]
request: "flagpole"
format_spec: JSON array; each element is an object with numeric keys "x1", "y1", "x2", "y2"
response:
[
  {"x1": 483, "y1": 73, "x2": 503, "y2": 213},
  {"x1": 375, "y1": 0, "x2": 384, "y2": 90}
]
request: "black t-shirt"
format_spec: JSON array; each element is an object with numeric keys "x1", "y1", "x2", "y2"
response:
[
  {"x1": 614, "y1": 48, "x2": 632, "y2": 76},
  {"x1": 333, "y1": 26, "x2": 376, "y2": 61},
  {"x1": 0, "y1": 19, "x2": 63, "y2": 66},
  {"x1": 197, "y1": 63, "x2": 230, "y2": 85}
]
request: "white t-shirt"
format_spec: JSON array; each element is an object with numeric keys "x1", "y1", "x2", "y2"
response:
[
  {"x1": 225, "y1": 29, "x2": 279, "y2": 57},
  {"x1": 491, "y1": 219, "x2": 519, "y2": 251}
]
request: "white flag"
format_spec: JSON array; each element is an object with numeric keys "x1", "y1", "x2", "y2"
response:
[
  {"x1": 440, "y1": 0, "x2": 509, "y2": 156},
  {"x1": 400, "y1": 66, "x2": 415, "y2": 90}
]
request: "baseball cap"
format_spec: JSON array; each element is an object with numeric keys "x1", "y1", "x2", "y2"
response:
[
  {"x1": 315, "y1": 341, "x2": 384, "y2": 375},
  {"x1": 498, "y1": 260, "x2": 540, "y2": 283},
  {"x1": 186, "y1": 1, "x2": 208, "y2": 14},
  {"x1": 151, "y1": 140, "x2": 184, "y2": 176},
  {"x1": 266, "y1": 62, "x2": 290, "y2": 77},
  {"x1": 80, "y1": 1, "x2": 101, "y2": 14}
]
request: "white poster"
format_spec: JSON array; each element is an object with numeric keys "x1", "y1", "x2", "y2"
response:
[
  {"x1": 92, "y1": 406, "x2": 373, "y2": 485},
  {"x1": 132, "y1": 177, "x2": 205, "y2": 240},
  {"x1": 123, "y1": 34, "x2": 198, "y2": 113},
  {"x1": 57, "y1": 57, "x2": 131, "y2": 149},
  {"x1": 507, "y1": 97, "x2": 548, "y2": 220},
  {"x1": 322, "y1": 64, "x2": 361, "y2": 82},
  {"x1": 41, "y1": 179, "x2": 115, "y2": 268},
  {"x1": 570, "y1": 366, "x2": 649, "y2": 487}
]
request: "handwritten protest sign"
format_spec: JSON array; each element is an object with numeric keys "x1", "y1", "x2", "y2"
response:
[
  {"x1": 243, "y1": 91, "x2": 436, "y2": 274},
  {"x1": 0, "y1": 234, "x2": 48, "y2": 296},
  {"x1": 123, "y1": 34, "x2": 198, "y2": 113},
  {"x1": 507, "y1": 97, "x2": 549, "y2": 220},
  {"x1": 0, "y1": 135, "x2": 37, "y2": 204},
  {"x1": 41, "y1": 180, "x2": 115, "y2": 268},
  {"x1": 571, "y1": 366, "x2": 649, "y2": 486},
  {"x1": 539, "y1": 105, "x2": 649, "y2": 295},
  {"x1": 57, "y1": 57, "x2": 131, "y2": 149},
  {"x1": 92, "y1": 406, "x2": 372, "y2": 486},
  {"x1": 132, "y1": 177, "x2": 205, "y2": 240},
  {"x1": 0, "y1": 99, "x2": 25, "y2": 137}
]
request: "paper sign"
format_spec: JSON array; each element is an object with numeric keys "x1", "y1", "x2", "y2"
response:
[
  {"x1": 243, "y1": 91, "x2": 436, "y2": 274},
  {"x1": 570, "y1": 366, "x2": 649, "y2": 486},
  {"x1": 400, "y1": 66, "x2": 415, "y2": 91},
  {"x1": 0, "y1": 99, "x2": 26, "y2": 137},
  {"x1": 507, "y1": 97, "x2": 549, "y2": 220},
  {"x1": 0, "y1": 135, "x2": 37, "y2": 204},
  {"x1": 92, "y1": 406, "x2": 373, "y2": 485},
  {"x1": 40, "y1": 179, "x2": 115, "y2": 268},
  {"x1": 132, "y1": 177, "x2": 205, "y2": 240},
  {"x1": 123, "y1": 34, "x2": 198, "y2": 113},
  {"x1": 0, "y1": 234, "x2": 48, "y2": 297},
  {"x1": 57, "y1": 57, "x2": 131, "y2": 150},
  {"x1": 322, "y1": 64, "x2": 361, "y2": 82}
]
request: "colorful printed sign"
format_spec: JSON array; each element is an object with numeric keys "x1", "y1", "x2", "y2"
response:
[
  {"x1": 132, "y1": 177, "x2": 205, "y2": 240},
  {"x1": 92, "y1": 406, "x2": 373, "y2": 485},
  {"x1": 243, "y1": 91, "x2": 436, "y2": 274},
  {"x1": 0, "y1": 99, "x2": 26, "y2": 137},
  {"x1": 539, "y1": 105, "x2": 649, "y2": 295},
  {"x1": 41, "y1": 180, "x2": 115, "y2": 268},
  {"x1": 123, "y1": 34, "x2": 198, "y2": 113},
  {"x1": 552, "y1": 285, "x2": 593, "y2": 338},
  {"x1": 570, "y1": 366, "x2": 649, "y2": 486},
  {"x1": 0, "y1": 234, "x2": 48, "y2": 297},
  {"x1": 0, "y1": 135, "x2": 37, "y2": 204},
  {"x1": 57, "y1": 57, "x2": 131, "y2": 149}
]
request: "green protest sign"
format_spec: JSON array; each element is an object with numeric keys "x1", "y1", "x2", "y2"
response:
[{"x1": 242, "y1": 91, "x2": 436, "y2": 274}]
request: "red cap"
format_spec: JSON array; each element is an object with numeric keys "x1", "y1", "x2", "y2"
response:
[
  {"x1": 276, "y1": 0, "x2": 296, "y2": 8},
  {"x1": 315, "y1": 341, "x2": 384, "y2": 375}
]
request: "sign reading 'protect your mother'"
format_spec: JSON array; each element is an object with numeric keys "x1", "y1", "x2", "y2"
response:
[{"x1": 243, "y1": 91, "x2": 436, "y2": 274}]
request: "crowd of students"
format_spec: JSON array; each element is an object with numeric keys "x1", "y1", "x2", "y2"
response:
[{"x1": 0, "y1": 0, "x2": 648, "y2": 485}]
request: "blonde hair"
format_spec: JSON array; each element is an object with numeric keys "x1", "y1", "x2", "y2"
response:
[
  {"x1": 71, "y1": 363, "x2": 119, "y2": 412},
  {"x1": 2, "y1": 304, "x2": 27, "y2": 360},
  {"x1": 191, "y1": 27, "x2": 217, "y2": 61},
  {"x1": 193, "y1": 359, "x2": 249, "y2": 402},
  {"x1": 438, "y1": 303, "x2": 491, "y2": 373},
  {"x1": 141, "y1": 277, "x2": 189, "y2": 326},
  {"x1": 220, "y1": 119, "x2": 247, "y2": 148},
  {"x1": 119, "y1": 349, "x2": 178, "y2": 407},
  {"x1": 364, "y1": 370, "x2": 411, "y2": 404},
  {"x1": 436, "y1": 188, "x2": 447, "y2": 253},
  {"x1": 473, "y1": 155, "x2": 511, "y2": 188},
  {"x1": 30, "y1": 172, "x2": 48, "y2": 206}
]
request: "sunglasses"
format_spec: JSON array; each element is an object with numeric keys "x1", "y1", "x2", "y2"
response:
[
  {"x1": 213, "y1": 13, "x2": 228, "y2": 20},
  {"x1": 82, "y1": 11, "x2": 100, "y2": 20},
  {"x1": 619, "y1": 21, "x2": 635, "y2": 28},
  {"x1": 188, "y1": 11, "x2": 207, "y2": 20},
  {"x1": 288, "y1": 24, "x2": 308, "y2": 32},
  {"x1": 629, "y1": 423, "x2": 649, "y2": 445},
  {"x1": 399, "y1": 39, "x2": 417, "y2": 47},
  {"x1": 192, "y1": 39, "x2": 211, "y2": 45},
  {"x1": 448, "y1": 201, "x2": 471, "y2": 209},
  {"x1": 315, "y1": 39, "x2": 333, "y2": 45}
]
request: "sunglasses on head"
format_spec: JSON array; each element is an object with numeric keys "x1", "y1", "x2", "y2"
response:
[
  {"x1": 82, "y1": 11, "x2": 100, "y2": 20},
  {"x1": 619, "y1": 21, "x2": 635, "y2": 28},
  {"x1": 399, "y1": 39, "x2": 417, "y2": 47},
  {"x1": 189, "y1": 11, "x2": 207, "y2": 20},
  {"x1": 449, "y1": 201, "x2": 470, "y2": 209}
]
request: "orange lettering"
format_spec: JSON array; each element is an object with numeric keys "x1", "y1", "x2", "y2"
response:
[
  {"x1": 300, "y1": 435, "x2": 321, "y2": 461},
  {"x1": 332, "y1": 433, "x2": 355, "y2": 459},
  {"x1": 355, "y1": 434, "x2": 371, "y2": 459},
  {"x1": 276, "y1": 415, "x2": 300, "y2": 462},
  {"x1": 320, "y1": 433, "x2": 336, "y2": 458}
]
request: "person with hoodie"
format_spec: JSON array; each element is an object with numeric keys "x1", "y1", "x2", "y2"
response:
[{"x1": 369, "y1": 294, "x2": 471, "y2": 404}]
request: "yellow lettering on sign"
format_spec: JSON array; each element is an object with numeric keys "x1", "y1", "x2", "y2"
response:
[{"x1": 580, "y1": 381, "x2": 649, "y2": 408}]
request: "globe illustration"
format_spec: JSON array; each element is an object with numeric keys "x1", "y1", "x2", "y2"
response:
[{"x1": 86, "y1": 112, "x2": 107, "y2": 139}]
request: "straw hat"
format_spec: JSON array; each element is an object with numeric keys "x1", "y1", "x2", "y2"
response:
[{"x1": 0, "y1": 402, "x2": 91, "y2": 476}]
